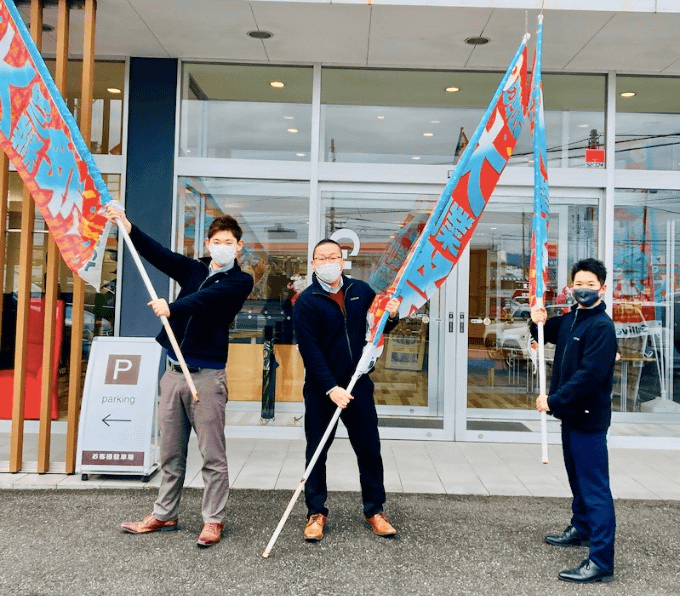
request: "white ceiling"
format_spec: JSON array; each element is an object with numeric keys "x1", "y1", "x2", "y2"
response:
[{"x1": 18, "y1": 1, "x2": 680, "y2": 76}]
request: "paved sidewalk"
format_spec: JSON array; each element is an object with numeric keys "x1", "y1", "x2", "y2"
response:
[{"x1": 1, "y1": 439, "x2": 680, "y2": 501}]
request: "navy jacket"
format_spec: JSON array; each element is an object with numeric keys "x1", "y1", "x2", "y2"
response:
[
  {"x1": 293, "y1": 275, "x2": 399, "y2": 396},
  {"x1": 531, "y1": 302, "x2": 617, "y2": 432},
  {"x1": 128, "y1": 224, "x2": 253, "y2": 367}
]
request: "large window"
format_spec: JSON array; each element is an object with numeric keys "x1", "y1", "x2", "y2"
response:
[
  {"x1": 177, "y1": 177, "x2": 309, "y2": 407},
  {"x1": 179, "y1": 64, "x2": 312, "y2": 160},
  {"x1": 616, "y1": 76, "x2": 680, "y2": 171},
  {"x1": 613, "y1": 189, "x2": 680, "y2": 418},
  {"x1": 45, "y1": 60, "x2": 126, "y2": 155},
  {"x1": 321, "y1": 69, "x2": 605, "y2": 168}
]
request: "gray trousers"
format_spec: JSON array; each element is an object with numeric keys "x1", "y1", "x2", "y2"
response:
[{"x1": 153, "y1": 367, "x2": 229, "y2": 524}]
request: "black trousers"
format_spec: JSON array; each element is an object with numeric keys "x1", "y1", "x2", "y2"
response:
[
  {"x1": 562, "y1": 423, "x2": 616, "y2": 571},
  {"x1": 304, "y1": 376, "x2": 386, "y2": 518}
]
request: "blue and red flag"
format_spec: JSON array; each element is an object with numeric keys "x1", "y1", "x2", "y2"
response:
[
  {"x1": 528, "y1": 15, "x2": 550, "y2": 313},
  {"x1": 0, "y1": 0, "x2": 112, "y2": 289},
  {"x1": 357, "y1": 34, "x2": 530, "y2": 374}
]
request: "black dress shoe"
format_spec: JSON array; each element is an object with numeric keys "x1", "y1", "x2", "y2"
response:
[
  {"x1": 545, "y1": 525, "x2": 590, "y2": 547},
  {"x1": 558, "y1": 558, "x2": 614, "y2": 583}
]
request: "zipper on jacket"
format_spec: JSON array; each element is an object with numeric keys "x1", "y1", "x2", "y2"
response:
[
  {"x1": 559, "y1": 309, "x2": 579, "y2": 379},
  {"x1": 179, "y1": 262, "x2": 220, "y2": 350},
  {"x1": 311, "y1": 281, "x2": 354, "y2": 362}
]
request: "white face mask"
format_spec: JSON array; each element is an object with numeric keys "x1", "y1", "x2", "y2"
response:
[
  {"x1": 315, "y1": 262, "x2": 343, "y2": 284},
  {"x1": 208, "y1": 244, "x2": 237, "y2": 267}
]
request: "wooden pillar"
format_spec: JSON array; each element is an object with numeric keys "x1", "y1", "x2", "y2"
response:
[
  {"x1": 66, "y1": 0, "x2": 96, "y2": 474},
  {"x1": 10, "y1": 0, "x2": 43, "y2": 473},
  {"x1": 0, "y1": 153, "x2": 8, "y2": 348},
  {"x1": 37, "y1": 0, "x2": 70, "y2": 474}
]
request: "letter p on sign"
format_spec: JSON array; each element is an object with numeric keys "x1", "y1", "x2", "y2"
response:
[{"x1": 105, "y1": 354, "x2": 142, "y2": 385}]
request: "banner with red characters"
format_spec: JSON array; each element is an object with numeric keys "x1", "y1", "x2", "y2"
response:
[{"x1": 0, "y1": 0, "x2": 112, "y2": 289}]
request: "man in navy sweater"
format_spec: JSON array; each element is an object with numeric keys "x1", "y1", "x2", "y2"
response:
[
  {"x1": 106, "y1": 205, "x2": 253, "y2": 548},
  {"x1": 293, "y1": 239, "x2": 400, "y2": 542},
  {"x1": 531, "y1": 258, "x2": 617, "y2": 583}
]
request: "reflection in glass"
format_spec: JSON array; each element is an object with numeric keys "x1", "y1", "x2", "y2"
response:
[
  {"x1": 613, "y1": 189, "x2": 680, "y2": 419},
  {"x1": 320, "y1": 190, "x2": 441, "y2": 421},
  {"x1": 468, "y1": 199, "x2": 598, "y2": 414},
  {"x1": 616, "y1": 77, "x2": 680, "y2": 171},
  {"x1": 177, "y1": 177, "x2": 309, "y2": 408},
  {"x1": 180, "y1": 64, "x2": 312, "y2": 160}
]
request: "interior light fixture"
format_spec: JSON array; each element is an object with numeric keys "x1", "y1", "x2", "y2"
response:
[
  {"x1": 287, "y1": 128, "x2": 298, "y2": 133},
  {"x1": 465, "y1": 36, "x2": 490, "y2": 46},
  {"x1": 107, "y1": 87, "x2": 121, "y2": 94},
  {"x1": 431, "y1": 120, "x2": 440, "y2": 124},
  {"x1": 296, "y1": 153, "x2": 305, "y2": 157},
  {"x1": 423, "y1": 132, "x2": 433, "y2": 137},
  {"x1": 620, "y1": 91, "x2": 636, "y2": 98},
  {"x1": 248, "y1": 30, "x2": 273, "y2": 39},
  {"x1": 445, "y1": 86, "x2": 460, "y2": 93},
  {"x1": 412, "y1": 156, "x2": 421, "y2": 160},
  {"x1": 578, "y1": 123, "x2": 589, "y2": 128},
  {"x1": 284, "y1": 116, "x2": 294, "y2": 120},
  {"x1": 377, "y1": 116, "x2": 385, "y2": 120},
  {"x1": 270, "y1": 81, "x2": 285, "y2": 89}
]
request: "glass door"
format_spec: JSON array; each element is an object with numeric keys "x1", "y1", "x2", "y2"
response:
[
  {"x1": 320, "y1": 186, "x2": 450, "y2": 439},
  {"x1": 454, "y1": 188, "x2": 601, "y2": 442}
]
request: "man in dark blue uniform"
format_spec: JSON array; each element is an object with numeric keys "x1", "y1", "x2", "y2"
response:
[
  {"x1": 531, "y1": 258, "x2": 617, "y2": 583},
  {"x1": 293, "y1": 239, "x2": 400, "y2": 542}
]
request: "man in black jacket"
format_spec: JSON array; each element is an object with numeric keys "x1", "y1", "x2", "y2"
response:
[
  {"x1": 293, "y1": 239, "x2": 400, "y2": 542},
  {"x1": 531, "y1": 258, "x2": 617, "y2": 583},
  {"x1": 107, "y1": 205, "x2": 253, "y2": 548}
]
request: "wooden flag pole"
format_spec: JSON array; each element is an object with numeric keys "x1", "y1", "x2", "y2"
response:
[{"x1": 115, "y1": 220, "x2": 199, "y2": 401}]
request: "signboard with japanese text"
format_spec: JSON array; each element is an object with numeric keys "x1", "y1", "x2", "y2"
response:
[{"x1": 76, "y1": 337, "x2": 162, "y2": 479}]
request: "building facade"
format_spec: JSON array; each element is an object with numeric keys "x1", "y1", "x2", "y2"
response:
[{"x1": 4, "y1": 1, "x2": 680, "y2": 463}]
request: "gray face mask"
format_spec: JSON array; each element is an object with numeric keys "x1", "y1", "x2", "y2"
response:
[{"x1": 573, "y1": 288, "x2": 600, "y2": 307}]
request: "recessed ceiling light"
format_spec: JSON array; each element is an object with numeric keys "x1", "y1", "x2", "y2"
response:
[
  {"x1": 284, "y1": 116, "x2": 294, "y2": 120},
  {"x1": 431, "y1": 120, "x2": 440, "y2": 124},
  {"x1": 578, "y1": 124, "x2": 589, "y2": 128},
  {"x1": 248, "y1": 30, "x2": 273, "y2": 39},
  {"x1": 377, "y1": 116, "x2": 385, "y2": 120},
  {"x1": 423, "y1": 132, "x2": 433, "y2": 137},
  {"x1": 270, "y1": 81, "x2": 285, "y2": 89},
  {"x1": 620, "y1": 91, "x2": 636, "y2": 98},
  {"x1": 287, "y1": 128, "x2": 298, "y2": 133},
  {"x1": 412, "y1": 156, "x2": 421, "y2": 160},
  {"x1": 445, "y1": 86, "x2": 460, "y2": 93},
  {"x1": 466, "y1": 36, "x2": 490, "y2": 46},
  {"x1": 107, "y1": 87, "x2": 121, "y2": 94},
  {"x1": 296, "y1": 153, "x2": 305, "y2": 157}
]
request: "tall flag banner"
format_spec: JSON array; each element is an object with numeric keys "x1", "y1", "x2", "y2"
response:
[
  {"x1": 357, "y1": 34, "x2": 530, "y2": 373},
  {"x1": 0, "y1": 0, "x2": 112, "y2": 289},
  {"x1": 527, "y1": 15, "x2": 550, "y2": 465},
  {"x1": 528, "y1": 16, "x2": 550, "y2": 313}
]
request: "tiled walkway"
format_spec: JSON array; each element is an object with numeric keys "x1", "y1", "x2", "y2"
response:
[{"x1": 2, "y1": 438, "x2": 680, "y2": 500}]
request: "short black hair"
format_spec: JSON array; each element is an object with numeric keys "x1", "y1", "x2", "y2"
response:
[
  {"x1": 207, "y1": 215, "x2": 243, "y2": 241},
  {"x1": 571, "y1": 258, "x2": 607, "y2": 285},
  {"x1": 312, "y1": 238, "x2": 342, "y2": 259}
]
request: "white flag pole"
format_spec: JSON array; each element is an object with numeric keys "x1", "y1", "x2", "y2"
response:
[{"x1": 115, "y1": 219, "x2": 199, "y2": 402}]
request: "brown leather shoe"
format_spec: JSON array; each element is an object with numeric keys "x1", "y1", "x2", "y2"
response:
[
  {"x1": 303, "y1": 513, "x2": 327, "y2": 541},
  {"x1": 365, "y1": 512, "x2": 397, "y2": 537},
  {"x1": 197, "y1": 522, "x2": 224, "y2": 548},
  {"x1": 121, "y1": 514, "x2": 178, "y2": 534}
]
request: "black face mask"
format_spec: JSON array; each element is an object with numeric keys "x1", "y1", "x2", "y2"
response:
[{"x1": 573, "y1": 288, "x2": 600, "y2": 307}]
